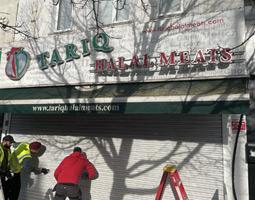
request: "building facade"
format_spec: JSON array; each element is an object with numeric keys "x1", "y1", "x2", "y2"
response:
[
  {"x1": 0, "y1": 0, "x2": 254, "y2": 199},
  {"x1": 0, "y1": 0, "x2": 17, "y2": 44}
]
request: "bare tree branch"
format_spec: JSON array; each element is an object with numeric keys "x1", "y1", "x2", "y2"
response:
[
  {"x1": 92, "y1": 0, "x2": 100, "y2": 34},
  {"x1": 0, "y1": 21, "x2": 37, "y2": 39},
  {"x1": 71, "y1": 0, "x2": 90, "y2": 8},
  {"x1": 112, "y1": 0, "x2": 127, "y2": 10},
  {"x1": 140, "y1": 0, "x2": 149, "y2": 14},
  {"x1": 218, "y1": 27, "x2": 255, "y2": 51},
  {"x1": 230, "y1": 30, "x2": 255, "y2": 51}
]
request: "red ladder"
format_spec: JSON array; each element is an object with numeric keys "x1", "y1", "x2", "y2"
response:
[{"x1": 155, "y1": 165, "x2": 189, "y2": 200}]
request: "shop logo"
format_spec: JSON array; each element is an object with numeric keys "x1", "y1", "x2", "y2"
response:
[{"x1": 5, "y1": 47, "x2": 30, "y2": 80}]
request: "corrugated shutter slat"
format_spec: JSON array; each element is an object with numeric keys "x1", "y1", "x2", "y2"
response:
[{"x1": 9, "y1": 114, "x2": 223, "y2": 200}]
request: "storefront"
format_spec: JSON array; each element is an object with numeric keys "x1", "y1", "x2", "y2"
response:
[
  {"x1": 0, "y1": 78, "x2": 249, "y2": 200},
  {"x1": 0, "y1": 3, "x2": 251, "y2": 199},
  {"x1": 9, "y1": 113, "x2": 225, "y2": 200}
]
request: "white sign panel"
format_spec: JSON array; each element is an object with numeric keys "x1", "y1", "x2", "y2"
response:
[{"x1": 0, "y1": 9, "x2": 247, "y2": 88}]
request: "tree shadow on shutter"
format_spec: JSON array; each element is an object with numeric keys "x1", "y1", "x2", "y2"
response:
[
  {"x1": 211, "y1": 189, "x2": 219, "y2": 200},
  {"x1": 79, "y1": 165, "x2": 99, "y2": 200}
]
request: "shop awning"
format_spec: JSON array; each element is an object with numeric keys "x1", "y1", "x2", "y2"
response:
[{"x1": 0, "y1": 78, "x2": 249, "y2": 114}]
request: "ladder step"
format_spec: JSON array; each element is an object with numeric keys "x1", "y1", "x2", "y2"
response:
[{"x1": 155, "y1": 165, "x2": 188, "y2": 200}]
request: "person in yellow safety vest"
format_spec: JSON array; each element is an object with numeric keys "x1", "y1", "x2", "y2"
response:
[
  {"x1": 0, "y1": 135, "x2": 15, "y2": 200},
  {"x1": 9, "y1": 141, "x2": 49, "y2": 200}
]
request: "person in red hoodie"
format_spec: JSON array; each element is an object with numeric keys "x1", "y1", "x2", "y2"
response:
[{"x1": 54, "y1": 147, "x2": 97, "y2": 200}]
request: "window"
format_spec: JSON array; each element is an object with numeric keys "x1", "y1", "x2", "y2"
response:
[
  {"x1": 159, "y1": 0, "x2": 183, "y2": 15},
  {"x1": 56, "y1": 0, "x2": 72, "y2": 31},
  {"x1": 245, "y1": 0, "x2": 255, "y2": 6},
  {"x1": 96, "y1": 0, "x2": 129, "y2": 25},
  {"x1": 244, "y1": 0, "x2": 255, "y2": 20}
]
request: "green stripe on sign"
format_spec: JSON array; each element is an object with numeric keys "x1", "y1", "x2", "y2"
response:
[
  {"x1": 0, "y1": 101, "x2": 249, "y2": 114},
  {"x1": 0, "y1": 49, "x2": 2, "y2": 63}
]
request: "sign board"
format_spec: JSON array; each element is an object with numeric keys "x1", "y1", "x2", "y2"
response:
[
  {"x1": 230, "y1": 115, "x2": 247, "y2": 133},
  {"x1": 0, "y1": 9, "x2": 247, "y2": 88}
]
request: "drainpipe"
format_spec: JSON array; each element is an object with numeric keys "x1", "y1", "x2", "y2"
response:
[
  {"x1": 229, "y1": 114, "x2": 249, "y2": 200},
  {"x1": 232, "y1": 114, "x2": 244, "y2": 200}
]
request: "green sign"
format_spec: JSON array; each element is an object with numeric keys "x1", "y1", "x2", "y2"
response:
[{"x1": 36, "y1": 32, "x2": 114, "y2": 70}]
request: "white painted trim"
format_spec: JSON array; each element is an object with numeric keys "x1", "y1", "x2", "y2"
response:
[
  {"x1": 158, "y1": 0, "x2": 184, "y2": 16},
  {"x1": 0, "y1": 93, "x2": 249, "y2": 105}
]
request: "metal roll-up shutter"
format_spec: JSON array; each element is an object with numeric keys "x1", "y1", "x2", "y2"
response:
[
  {"x1": 0, "y1": 113, "x2": 4, "y2": 135},
  {"x1": 9, "y1": 114, "x2": 223, "y2": 200}
]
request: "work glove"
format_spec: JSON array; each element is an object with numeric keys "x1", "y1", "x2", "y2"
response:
[
  {"x1": 41, "y1": 168, "x2": 50, "y2": 175},
  {"x1": 5, "y1": 171, "x2": 14, "y2": 180}
]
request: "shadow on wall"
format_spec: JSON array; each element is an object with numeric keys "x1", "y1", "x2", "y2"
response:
[
  {"x1": 79, "y1": 169, "x2": 99, "y2": 200},
  {"x1": 14, "y1": 127, "x2": 223, "y2": 200},
  {"x1": 212, "y1": 189, "x2": 219, "y2": 200}
]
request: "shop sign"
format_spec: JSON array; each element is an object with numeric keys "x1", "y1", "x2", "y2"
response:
[
  {"x1": 5, "y1": 47, "x2": 31, "y2": 80},
  {"x1": 31, "y1": 103, "x2": 120, "y2": 113},
  {"x1": 36, "y1": 32, "x2": 114, "y2": 70},
  {"x1": 2, "y1": 33, "x2": 113, "y2": 81},
  {"x1": 35, "y1": 33, "x2": 232, "y2": 73},
  {"x1": 93, "y1": 48, "x2": 232, "y2": 73},
  {"x1": 5, "y1": 31, "x2": 233, "y2": 81},
  {"x1": 231, "y1": 116, "x2": 247, "y2": 133}
]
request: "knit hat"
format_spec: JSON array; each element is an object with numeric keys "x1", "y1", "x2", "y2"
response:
[
  {"x1": 73, "y1": 147, "x2": 82, "y2": 153},
  {"x1": 2, "y1": 135, "x2": 15, "y2": 143},
  {"x1": 29, "y1": 141, "x2": 42, "y2": 150}
]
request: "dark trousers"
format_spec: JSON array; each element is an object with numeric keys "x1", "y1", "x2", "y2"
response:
[
  {"x1": 54, "y1": 183, "x2": 81, "y2": 200},
  {"x1": 1, "y1": 176, "x2": 10, "y2": 200},
  {"x1": 1, "y1": 173, "x2": 21, "y2": 200}
]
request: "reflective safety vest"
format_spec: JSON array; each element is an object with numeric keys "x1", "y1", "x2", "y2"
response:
[
  {"x1": 10, "y1": 143, "x2": 31, "y2": 173},
  {"x1": 0, "y1": 144, "x2": 11, "y2": 167}
]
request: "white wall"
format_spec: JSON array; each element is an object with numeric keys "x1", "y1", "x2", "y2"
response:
[
  {"x1": 0, "y1": 0, "x2": 17, "y2": 44},
  {"x1": 0, "y1": 0, "x2": 248, "y2": 88},
  {"x1": 223, "y1": 114, "x2": 249, "y2": 200}
]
